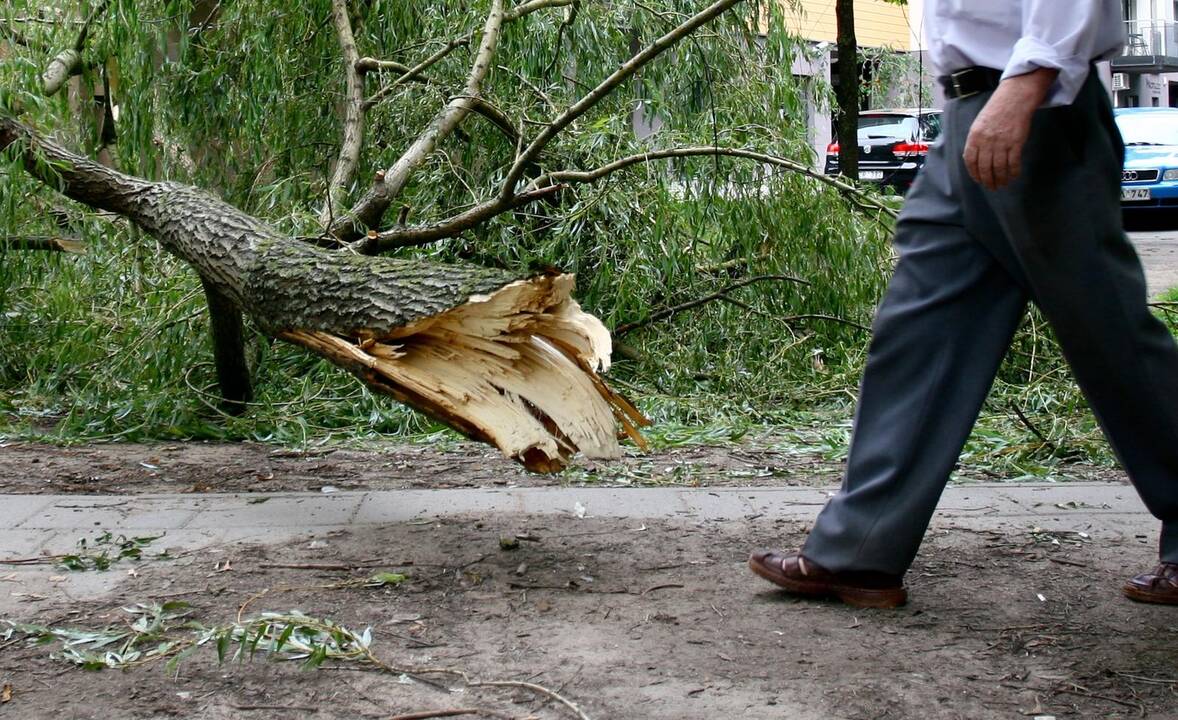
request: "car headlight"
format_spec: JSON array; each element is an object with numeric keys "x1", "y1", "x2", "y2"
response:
[{"x1": 1164, "y1": 169, "x2": 1178, "y2": 181}]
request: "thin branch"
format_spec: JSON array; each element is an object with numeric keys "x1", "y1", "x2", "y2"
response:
[
  {"x1": 503, "y1": 0, "x2": 576, "y2": 21},
  {"x1": 500, "y1": 0, "x2": 748, "y2": 199},
  {"x1": 614, "y1": 274, "x2": 809, "y2": 337},
  {"x1": 1009, "y1": 402, "x2": 1062, "y2": 455},
  {"x1": 332, "y1": 0, "x2": 575, "y2": 242},
  {"x1": 387, "y1": 711, "x2": 481, "y2": 720},
  {"x1": 1, "y1": 235, "x2": 85, "y2": 253},
  {"x1": 532, "y1": 146, "x2": 898, "y2": 219},
  {"x1": 332, "y1": 0, "x2": 506, "y2": 242},
  {"x1": 781, "y1": 313, "x2": 870, "y2": 332},
  {"x1": 468, "y1": 680, "x2": 591, "y2": 720},
  {"x1": 351, "y1": 141, "x2": 892, "y2": 254},
  {"x1": 320, "y1": 0, "x2": 367, "y2": 226},
  {"x1": 362, "y1": 37, "x2": 470, "y2": 109},
  {"x1": 41, "y1": 0, "x2": 113, "y2": 96},
  {"x1": 542, "y1": 0, "x2": 579, "y2": 80},
  {"x1": 360, "y1": 184, "x2": 563, "y2": 253}
]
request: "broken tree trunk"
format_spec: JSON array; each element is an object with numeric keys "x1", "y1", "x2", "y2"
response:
[{"x1": 0, "y1": 116, "x2": 646, "y2": 471}]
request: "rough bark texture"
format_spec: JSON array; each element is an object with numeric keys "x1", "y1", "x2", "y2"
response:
[
  {"x1": 200, "y1": 278, "x2": 253, "y2": 414},
  {"x1": 1, "y1": 115, "x2": 642, "y2": 471}
]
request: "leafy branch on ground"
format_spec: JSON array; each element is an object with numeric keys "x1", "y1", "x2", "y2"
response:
[
  {"x1": 4, "y1": 588, "x2": 593, "y2": 720},
  {"x1": 58, "y1": 530, "x2": 164, "y2": 571}
]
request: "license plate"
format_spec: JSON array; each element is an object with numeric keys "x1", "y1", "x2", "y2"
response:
[
  {"x1": 1122, "y1": 187, "x2": 1152, "y2": 201},
  {"x1": 861, "y1": 170, "x2": 884, "y2": 180}
]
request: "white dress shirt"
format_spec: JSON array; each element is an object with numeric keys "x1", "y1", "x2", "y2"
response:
[{"x1": 926, "y1": 0, "x2": 1124, "y2": 106}]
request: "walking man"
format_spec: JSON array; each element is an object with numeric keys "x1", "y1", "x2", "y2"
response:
[{"x1": 749, "y1": 0, "x2": 1178, "y2": 608}]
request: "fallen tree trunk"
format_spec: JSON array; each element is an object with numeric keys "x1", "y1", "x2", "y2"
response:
[{"x1": 0, "y1": 116, "x2": 645, "y2": 471}]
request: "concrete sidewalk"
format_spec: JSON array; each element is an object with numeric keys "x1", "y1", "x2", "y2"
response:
[{"x1": 0, "y1": 482, "x2": 1159, "y2": 615}]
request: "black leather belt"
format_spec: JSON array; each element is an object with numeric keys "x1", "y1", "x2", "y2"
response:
[{"x1": 940, "y1": 66, "x2": 1004, "y2": 100}]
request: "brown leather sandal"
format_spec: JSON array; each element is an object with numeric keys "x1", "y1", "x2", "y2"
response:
[
  {"x1": 748, "y1": 549, "x2": 907, "y2": 609},
  {"x1": 1123, "y1": 563, "x2": 1178, "y2": 605}
]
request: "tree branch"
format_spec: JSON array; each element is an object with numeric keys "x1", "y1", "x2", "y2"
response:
[
  {"x1": 358, "y1": 184, "x2": 564, "y2": 253},
  {"x1": 500, "y1": 0, "x2": 747, "y2": 199},
  {"x1": 41, "y1": 0, "x2": 113, "y2": 96},
  {"x1": 329, "y1": 0, "x2": 506, "y2": 241},
  {"x1": 361, "y1": 38, "x2": 469, "y2": 109},
  {"x1": 532, "y1": 146, "x2": 899, "y2": 219},
  {"x1": 359, "y1": 142, "x2": 893, "y2": 254},
  {"x1": 614, "y1": 274, "x2": 810, "y2": 337},
  {"x1": 332, "y1": 0, "x2": 574, "y2": 242},
  {"x1": 320, "y1": 0, "x2": 367, "y2": 225},
  {"x1": 1, "y1": 235, "x2": 85, "y2": 253}
]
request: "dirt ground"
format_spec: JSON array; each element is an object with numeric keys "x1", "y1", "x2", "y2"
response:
[
  {"x1": 2, "y1": 511, "x2": 1176, "y2": 719},
  {"x1": 0, "y1": 440, "x2": 1123, "y2": 495}
]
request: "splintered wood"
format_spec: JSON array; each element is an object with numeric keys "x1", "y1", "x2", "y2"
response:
[{"x1": 283, "y1": 274, "x2": 647, "y2": 472}]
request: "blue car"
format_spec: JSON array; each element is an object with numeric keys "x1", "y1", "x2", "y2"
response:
[{"x1": 1115, "y1": 107, "x2": 1178, "y2": 215}]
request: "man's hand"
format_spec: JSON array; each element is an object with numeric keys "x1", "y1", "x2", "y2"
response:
[{"x1": 963, "y1": 67, "x2": 1059, "y2": 191}]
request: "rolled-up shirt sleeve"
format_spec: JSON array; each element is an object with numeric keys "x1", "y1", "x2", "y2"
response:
[{"x1": 1002, "y1": 0, "x2": 1107, "y2": 107}]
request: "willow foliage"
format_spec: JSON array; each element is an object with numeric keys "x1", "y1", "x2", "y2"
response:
[{"x1": 1, "y1": 0, "x2": 905, "y2": 445}]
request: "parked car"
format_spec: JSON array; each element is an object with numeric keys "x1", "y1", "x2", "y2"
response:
[
  {"x1": 825, "y1": 109, "x2": 942, "y2": 194},
  {"x1": 1115, "y1": 107, "x2": 1178, "y2": 218}
]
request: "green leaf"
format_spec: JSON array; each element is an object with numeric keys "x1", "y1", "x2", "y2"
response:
[
  {"x1": 216, "y1": 632, "x2": 230, "y2": 664},
  {"x1": 365, "y1": 572, "x2": 407, "y2": 587},
  {"x1": 303, "y1": 644, "x2": 328, "y2": 670}
]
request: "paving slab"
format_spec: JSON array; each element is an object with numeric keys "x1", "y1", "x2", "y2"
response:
[{"x1": 0, "y1": 482, "x2": 1164, "y2": 617}]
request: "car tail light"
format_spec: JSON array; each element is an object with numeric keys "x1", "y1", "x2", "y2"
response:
[
  {"x1": 826, "y1": 142, "x2": 839, "y2": 154},
  {"x1": 894, "y1": 142, "x2": 929, "y2": 158}
]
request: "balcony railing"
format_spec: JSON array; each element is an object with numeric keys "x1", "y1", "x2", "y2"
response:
[
  {"x1": 1122, "y1": 19, "x2": 1178, "y2": 58},
  {"x1": 1113, "y1": 19, "x2": 1178, "y2": 73}
]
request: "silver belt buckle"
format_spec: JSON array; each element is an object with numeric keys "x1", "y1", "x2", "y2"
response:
[{"x1": 950, "y1": 69, "x2": 978, "y2": 99}]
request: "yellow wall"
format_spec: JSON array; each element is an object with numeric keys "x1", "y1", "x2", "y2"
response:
[{"x1": 785, "y1": 0, "x2": 915, "y2": 49}]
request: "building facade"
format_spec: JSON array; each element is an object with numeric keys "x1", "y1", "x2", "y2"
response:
[{"x1": 1111, "y1": 0, "x2": 1178, "y2": 107}]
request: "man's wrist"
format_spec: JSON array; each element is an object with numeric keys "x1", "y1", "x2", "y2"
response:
[{"x1": 998, "y1": 66, "x2": 1059, "y2": 108}]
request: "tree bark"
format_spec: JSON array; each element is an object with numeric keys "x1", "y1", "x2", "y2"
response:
[
  {"x1": 200, "y1": 278, "x2": 253, "y2": 414},
  {"x1": 1, "y1": 115, "x2": 643, "y2": 471},
  {"x1": 834, "y1": 0, "x2": 859, "y2": 181}
]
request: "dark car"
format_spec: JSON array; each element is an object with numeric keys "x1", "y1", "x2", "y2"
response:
[
  {"x1": 825, "y1": 109, "x2": 943, "y2": 194},
  {"x1": 1115, "y1": 107, "x2": 1178, "y2": 219}
]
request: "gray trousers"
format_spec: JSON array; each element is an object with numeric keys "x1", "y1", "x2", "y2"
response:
[{"x1": 803, "y1": 72, "x2": 1178, "y2": 575}]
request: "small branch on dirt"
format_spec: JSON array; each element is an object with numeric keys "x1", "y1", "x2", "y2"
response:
[
  {"x1": 320, "y1": 0, "x2": 368, "y2": 225},
  {"x1": 614, "y1": 274, "x2": 808, "y2": 337},
  {"x1": 530, "y1": 146, "x2": 898, "y2": 220},
  {"x1": 41, "y1": 0, "x2": 112, "y2": 96},
  {"x1": 468, "y1": 679, "x2": 592, "y2": 720},
  {"x1": 257, "y1": 561, "x2": 403, "y2": 571},
  {"x1": 0, "y1": 554, "x2": 69, "y2": 565},
  {"x1": 500, "y1": 0, "x2": 747, "y2": 199},
  {"x1": 1053, "y1": 685, "x2": 1145, "y2": 714},
  {"x1": 1, "y1": 235, "x2": 85, "y2": 253},
  {"x1": 387, "y1": 710, "x2": 481, "y2": 720},
  {"x1": 1112, "y1": 672, "x2": 1178, "y2": 686},
  {"x1": 1046, "y1": 557, "x2": 1087, "y2": 568},
  {"x1": 640, "y1": 583, "x2": 685, "y2": 595},
  {"x1": 232, "y1": 704, "x2": 321, "y2": 713}
]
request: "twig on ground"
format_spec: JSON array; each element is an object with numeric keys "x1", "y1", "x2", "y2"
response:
[
  {"x1": 387, "y1": 710, "x2": 481, "y2": 720},
  {"x1": 232, "y1": 704, "x2": 321, "y2": 713},
  {"x1": 640, "y1": 583, "x2": 685, "y2": 595}
]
